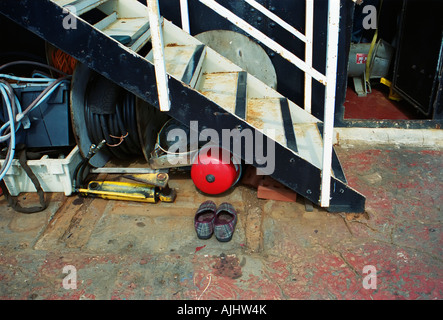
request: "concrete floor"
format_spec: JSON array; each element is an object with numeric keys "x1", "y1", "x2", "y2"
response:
[{"x1": 0, "y1": 144, "x2": 441, "y2": 300}]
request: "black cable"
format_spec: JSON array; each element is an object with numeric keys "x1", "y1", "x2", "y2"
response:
[
  {"x1": 72, "y1": 139, "x2": 106, "y2": 191},
  {"x1": 83, "y1": 76, "x2": 142, "y2": 160},
  {"x1": 72, "y1": 157, "x2": 88, "y2": 191}
]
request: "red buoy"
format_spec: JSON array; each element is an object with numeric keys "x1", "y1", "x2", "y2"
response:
[{"x1": 191, "y1": 146, "x2": 241, "y2": 195}]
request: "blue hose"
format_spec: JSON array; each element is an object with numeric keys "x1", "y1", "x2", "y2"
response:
[
  {"x1": 0, "y1": 73, "x2": 56, "y2": 83},
  {"x1": 0, "y1": 84, "x2": 16, "y2": 181},
  {"x1": 0, "y1": 75, "x2": 70, "y2": 181}
]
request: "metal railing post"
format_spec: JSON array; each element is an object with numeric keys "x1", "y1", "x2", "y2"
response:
[
  {"x1": 304, "y1": 0, "x2": 314, "y2": 114},
  {"x1": 147, "y1": 0, "x2": 171, "y2": 112},
  {"x1": 180, "y1": 0, "x2": 190, "y2": 33},
  {"x1": 244, "y1": 0, "x2": 307, "y2": 42},
  {"x1": 320, "y1": 0, "x2": 340, "y2": 208}
]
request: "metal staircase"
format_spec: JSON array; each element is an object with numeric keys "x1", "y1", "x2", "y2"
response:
[{"x1": 0, "y1": 0, "x2": 366, "y2": 213}]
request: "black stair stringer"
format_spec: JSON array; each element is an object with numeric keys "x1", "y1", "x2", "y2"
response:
[{"x1": 0, "y1": 0, "x2": 365, "y2": 213}]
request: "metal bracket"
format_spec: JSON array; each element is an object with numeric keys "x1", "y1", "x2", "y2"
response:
[
  {"x1": 122, "y1": 172, "x2": 169, "y2": 188},
  {"x1": 352, "y1": 73, "x2": 368, "y2": 97}
]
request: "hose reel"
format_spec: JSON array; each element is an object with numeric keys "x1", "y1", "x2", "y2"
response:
[{"x1": 70, "y1": 62, "x2": 168, "y2": 167}]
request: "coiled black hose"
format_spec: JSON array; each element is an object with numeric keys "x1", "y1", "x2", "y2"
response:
[{"x1": 84, "y1": 75, "x2": 142, "y2": 160}]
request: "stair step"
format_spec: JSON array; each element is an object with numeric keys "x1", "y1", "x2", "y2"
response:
[
  {"x1": 149, "y1": 44, "x2": 189, "y2": 78},
  {"x1": 52, "y1": 0, "x2": 77, "y2": 6},
  {"x1": 129, "y1": 26, "x2": 152, "y2": 52},
  {"x1": 94, "y1": 11, "x2": 153, "y2": 52},
  {"x1": 245, "y1": 98, "x2": 323, "y2": 170},
  {"x1": 154, "y1": 44, "x2": 206, "y2": 88},
  {"x1": 292, "y1": 123, "x2": 324, "y2": 171},
  {"x1": 53, "y1": 0, "x2": 109, "y2": 16},
  {"x1": 94, "y1": 11, "x2": 118, "y2": 30},
  {"x1": 199, "y1": 72, "x2": 239, "y2": 114},
  {"x1": 198, "y1": 72, "x2": 322, "y2": 169},
  {"x1": 99, "y1": 17, "x2": 150, "y2": 45},
  {"x1": 246, "y1": 97, "x2": 286, "y2": 146}
]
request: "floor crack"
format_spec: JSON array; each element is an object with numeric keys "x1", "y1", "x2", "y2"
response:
[{"x1": 318, "y1": 244, "x2": 361, "y2": 279}]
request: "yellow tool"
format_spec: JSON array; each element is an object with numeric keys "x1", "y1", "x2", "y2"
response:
[
  {"x1": 78, "y1": 179, "x2": 176, "y2": 203},
  {"x1": 73, "y1": 141, "x2": 176, "y2": 203}
]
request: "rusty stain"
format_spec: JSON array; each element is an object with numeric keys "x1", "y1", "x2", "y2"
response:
[
  {"x1": 164, "y1": 45, "x2": 198, "y2": 79},
  {"x1": 212, "y1": 253, "x2": 242, "y2": 279},
  {"x1": 246, "y1": 100, "x2": 266, "y2": 129},
  {"x1": 203, "y1": 71, "x2": 237, "y2": 75},
  {"x1": 198, "y1": 72, "x2": 239, "y2": 112},
  {"x1": 246, "y1": 98, "x2": 287, "y2": 145},
  {"x1": 165, "y1": 43, "x2": 181, "y2": 47},
  {"x1": 199, "y1": 73, "x2": 238, "y2": 90},
  {"x1": 335, "y1": 131, "x2": 340, "y2": 146}
]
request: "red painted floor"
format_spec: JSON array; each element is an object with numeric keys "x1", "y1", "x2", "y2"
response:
[
  {"x1": 344, "y1": 85, "x2": 423, "y2": 120},
  {"x1": 0, "y1": 145, "x2": 441, "y2": 302}
]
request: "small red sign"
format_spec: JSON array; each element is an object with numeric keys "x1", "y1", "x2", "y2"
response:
[{"x1": 356, "y1": 53, "x2": 368, "y2": 64}]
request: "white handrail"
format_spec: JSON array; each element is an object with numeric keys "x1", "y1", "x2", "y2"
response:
[
  {"x1": 244, "y1": 0, "x2": 307, "y2": 43},
  {"x1": 198, "y1": 0, "x2": 327, "y2": 84},
  {"x1": 180, "y1": 0, "x2": 190, "y2": 33},
  {"x1": 320, "y1": 0, "x2": 340, "y2": 208},
  {"x1": 304, "y1": 0, "x2": 314, "y2": 114},
  {"x1": 147, "y1": 0, "x2": 171, "y2": 112}
]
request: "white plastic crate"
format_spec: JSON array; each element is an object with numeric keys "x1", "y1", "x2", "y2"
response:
[{"x1": 0, "y1": 146, "x2": 82, "y2": 196}]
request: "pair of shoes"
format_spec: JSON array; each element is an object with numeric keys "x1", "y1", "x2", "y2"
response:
[{"x1": 194, "y1": 200, "x2": 237, "y2": 242}]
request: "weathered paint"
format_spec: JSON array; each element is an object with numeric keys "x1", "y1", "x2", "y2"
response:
[{"x1": 0, "y1": 146, "x2": 441, "y2": 301}]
